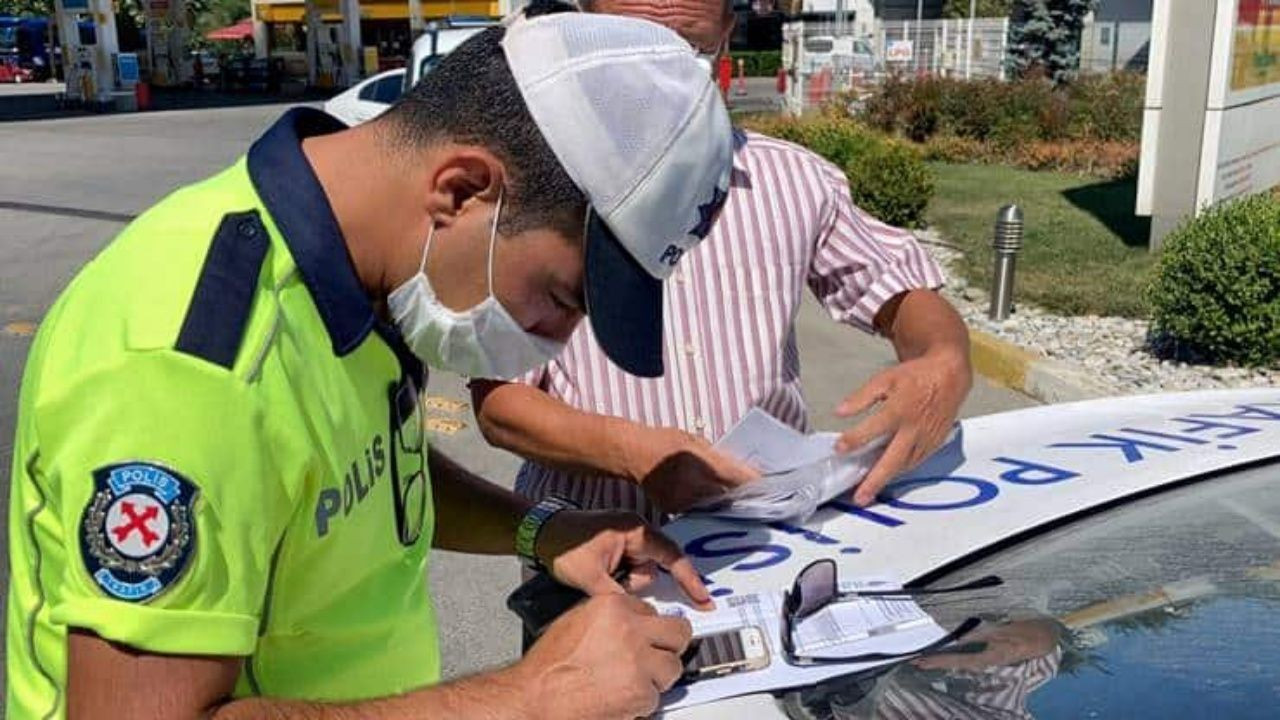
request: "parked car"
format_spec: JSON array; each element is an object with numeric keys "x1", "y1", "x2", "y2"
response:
[
  {"x1": 191, "y1": 49, "x2": 220, "y2": 81},
  {"x1": 0, "y1": 56, "x2": 33, "y2": 83},
  {"x1": 324, "y1": 68, "x2": 406, "y2": 125},
  {"x1": 405, "y1": 16, "x2": 496, "y2": 90},
  {"x1": 325, "y1": 16, "x2": 495, "y2": 127}
]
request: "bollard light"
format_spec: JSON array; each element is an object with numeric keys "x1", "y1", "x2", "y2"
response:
[{"x1": 988, "y1": 204, "x2": 1023, "y2": 322}]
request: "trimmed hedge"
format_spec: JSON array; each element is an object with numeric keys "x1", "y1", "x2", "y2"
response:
[
  {"x1": 729, "y1": 50, "x2": 783, "y2": 77},
  {"x1": 744, "y1": 114, "x2": 935, "y2": 228},
  {"x1": 853, "y1": 72, "x2": 1145, "y2": 178},
  {"x1": 1147, "y1": 193, "x2": 1280, "y2": 367}
]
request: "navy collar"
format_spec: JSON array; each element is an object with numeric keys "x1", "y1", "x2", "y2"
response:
[{"x1": 247, "y1": 107, "x2": 377, "y2": 357}]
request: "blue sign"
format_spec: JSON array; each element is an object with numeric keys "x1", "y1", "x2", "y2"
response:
[{"x1": 116, "y1": 53, "x2": 139, "y2": 86}]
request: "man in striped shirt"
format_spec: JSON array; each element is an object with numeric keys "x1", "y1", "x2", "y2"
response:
[{"x1": 472, "y1": 0, "x2": 973, "y2": 522}]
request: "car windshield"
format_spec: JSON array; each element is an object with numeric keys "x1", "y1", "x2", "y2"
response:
[
  {"x1": 782, "y1": 461, "x2": 1280, "y2": 719},
  {"x1": 0, "y1": 27, "x2": 17, "y2": 52}
]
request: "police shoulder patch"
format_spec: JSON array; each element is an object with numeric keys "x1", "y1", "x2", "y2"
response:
[{"x1": 79, "y1": 462, "x2": 199, "y2": 603}]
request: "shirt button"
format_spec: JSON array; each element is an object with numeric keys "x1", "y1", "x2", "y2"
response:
[
  {"x1": 695, "y1": 418, "x2": 707, "y2": 430},
  {"x1": 237, "y1": 220, "x2": 260, "y2": 238},
  {"x1": 684, "y1": 343, "x2": 697, "y2": 356}
]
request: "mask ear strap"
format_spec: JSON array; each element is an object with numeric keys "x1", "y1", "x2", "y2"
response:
[
  {"x1": 419, "y1": 219, "x2": 436, "y2": 274},
  {"x1": 486, "y1": 186, "x2": 505, "y2": 295}
]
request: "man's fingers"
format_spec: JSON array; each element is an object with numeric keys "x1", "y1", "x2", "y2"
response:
[
  {"x1": 835, "y1": 407, "x2": 896, "y2": 453},
  {"x1": 624, "y1": 562, "x2": 658, "y2": 592},
  {"x1": 853, "y1": 431, "x2": 914, "y2": 507},
  {"x1": 579, "y1": 567, "x2": 628, "y2": 597},
  {"x1": 836, "y1": 375, "x2": 890, "y2": 418},
  {"x1": 630, "y1": 528, "x2": 713, "y2": 609},
  {"x1": 908, "y1": 422, "x2": 950, "y2": 469},
  {"x1": 640, "y1": 614, "x2": 694, "y2": 654},
  {"x1": 641, "y1": 646, "x2": 686, "y2": 692},
  {"x1": 666, "y1": 554, "x2": 714, "y2": 610}
]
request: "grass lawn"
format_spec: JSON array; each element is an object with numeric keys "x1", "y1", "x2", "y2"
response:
[{"x1": 926, "y1": 162, "x2": 1156, "y2": 318}]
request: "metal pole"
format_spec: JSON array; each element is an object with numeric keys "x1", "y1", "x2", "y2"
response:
[
  {"x1": 988, "y1": 204, "x2": 1023, "y2": 321},
  {"x1": 915, "y1": 0, "x2": 924, "y2": 73},
  {"x1": 966, "y1": 0, "x2": 976, "y2": 79}
]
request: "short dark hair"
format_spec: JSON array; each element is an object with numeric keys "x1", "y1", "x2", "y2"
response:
[{"x1": 378, "y1": 26, "x2": 586, "y2": 237}]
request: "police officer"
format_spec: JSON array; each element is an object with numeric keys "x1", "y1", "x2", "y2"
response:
[{"x1": 6, "y1": 11, "x2": 732, "y2": 720}]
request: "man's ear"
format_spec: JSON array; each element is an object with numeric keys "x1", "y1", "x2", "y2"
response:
[{"x1": 425, "y1": 148, "x2": 506, "y2": 227}]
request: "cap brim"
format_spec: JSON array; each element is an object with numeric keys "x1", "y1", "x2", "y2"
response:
[{"x1": 584, "y1": 211, "x2": 664, "y2": 378}]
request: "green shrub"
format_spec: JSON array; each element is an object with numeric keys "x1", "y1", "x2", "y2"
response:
[
  {"x1": 742, "y1": 114, "x2": 935, "y2": 228},
  {"x1": 856, "y1": 72, "x2": 1142, "y2": 143},
  {"x1": 851, "y1": 72, "x2": 1144, "y2": 177},
  {"x1": 744, "y1": 114, "x2": 881, "y2": 168},
  {"x1": 728, "y1": 50, "x2": 782, "y2": 77},
  {"x1": 844, "y1": 140, "x2": 935, "y2": 228},
  {"x1": 1147, "y1": 193, "x2": 1280, "y2": 367},
  {"x1": 1065, "y1": 72, "x2": 1146, "y2": 142}
]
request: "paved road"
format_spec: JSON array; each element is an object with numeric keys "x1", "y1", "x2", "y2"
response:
[{"x1": 0, "y1": 105, "x2": 1036, "y2": 694}]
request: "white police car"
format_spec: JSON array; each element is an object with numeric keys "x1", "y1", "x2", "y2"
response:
[{"x1": 662, "y1": 389, "x2": 1280, "y2": 718}]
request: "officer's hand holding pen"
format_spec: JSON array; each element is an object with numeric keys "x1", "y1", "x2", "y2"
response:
[{"x1": 534, "y1": 509, "x2": 715, "y2": 610}]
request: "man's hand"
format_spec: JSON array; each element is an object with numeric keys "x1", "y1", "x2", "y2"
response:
[
  {"x1": 536, "y1": 509, "x2": 714, "y2": 610},
  {"x1": 835, "y1": 347, "x2": 970, "y2": 506},
  {"x1": 515, "y1": 593, "x2": 693, "y2": 720},
  {"x1": 626, "y1": 427, "x2": 759, "y2": 513}
]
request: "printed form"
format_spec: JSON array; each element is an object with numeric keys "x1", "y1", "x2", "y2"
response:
[{"x1": 647, "y1": 576, "x2": 948, "y2": 712}]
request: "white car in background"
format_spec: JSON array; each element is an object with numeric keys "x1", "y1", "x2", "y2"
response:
[
  {"x1": 324, "y1": 17, "x2": 496, "y2": 126},
  {"x1": 324, "y1": 67, "x2": 406, "y2": 125},
  {"x1": 406, "y1": 16, "x2": 496, "y2": 88}
]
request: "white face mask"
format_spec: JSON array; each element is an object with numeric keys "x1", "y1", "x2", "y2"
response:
[{"x1": 387, "y1": 189, "x2": 565, "y2": 380}]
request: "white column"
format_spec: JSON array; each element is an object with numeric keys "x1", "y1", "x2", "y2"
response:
[
  {"x1": 167, "y1": 0, "x2": 191, "y2": 85},
  {"x1": 52, "y1": 0, "x2": 79, "y2": 95},
  {"x1": 253, "y1": 3, "x2": 269, "y2": 59},
  {"x1": 90, "y1": 0, "x2": 119, "y2": 101},
  {"x1": 339, "y1": 0, "x2": 361, "y2": 86},
  {"x1": 408, "y1": 0, "x2": 424, "y2": 36}
]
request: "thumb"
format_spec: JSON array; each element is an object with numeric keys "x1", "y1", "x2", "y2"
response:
[
  {"x1": 837, "y1": 374, "x2": 890, "y2": 418},
  {"x1": 578, "y1": 565, "x2": 628, "y2": 597}
]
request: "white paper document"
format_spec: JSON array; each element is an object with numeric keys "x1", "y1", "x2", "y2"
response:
[
  {"x1": 689, "y1": 409, "x2": 887, "y2": 522},
  {"x1": 648, "y1": 576, "x2": 947, "y2": 713}
]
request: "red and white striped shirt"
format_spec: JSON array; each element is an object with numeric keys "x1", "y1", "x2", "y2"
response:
[{"x1": 513, "y1": 130, "x2": 944, "y2": 521}]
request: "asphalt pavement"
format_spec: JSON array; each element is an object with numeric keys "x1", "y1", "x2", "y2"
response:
[{"x1": 0, "y1": 104, "x2": 1036, "y2": 693}]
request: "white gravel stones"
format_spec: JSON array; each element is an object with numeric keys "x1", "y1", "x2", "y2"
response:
[{"x1": 918, "y1": 230, "x2": 1279, "y2": 395}]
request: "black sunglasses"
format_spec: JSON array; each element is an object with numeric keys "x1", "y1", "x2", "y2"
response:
[
  {"x1": 388, "y1": 378, "x2": 427, "y2": 547},
  {"x1": 780, "y1": 559, "x2": 1001, "y2": 666}
]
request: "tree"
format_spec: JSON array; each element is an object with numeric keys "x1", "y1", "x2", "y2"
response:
[
  {"x1": 188, "y1": 0, "x2": 249, "y2": 38},
  {"x1": 0, "y1": 0, "x2": 54, "y2": 16},
  {"x1": 942, "y1": 0, "x2": 1013, "y2": 18},
  {"x1": 1006, "y1": 0, "x2": 1097, "y2": 84}
]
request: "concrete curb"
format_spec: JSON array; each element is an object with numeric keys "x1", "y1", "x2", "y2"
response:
[{"x1": 969, "y1": 329, "x2": 1118, "y2": 404}]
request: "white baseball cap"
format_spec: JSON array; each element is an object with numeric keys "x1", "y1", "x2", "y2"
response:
[{"x1": 501, "y1": 10, "x2": 733, "y2": 377}]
